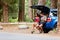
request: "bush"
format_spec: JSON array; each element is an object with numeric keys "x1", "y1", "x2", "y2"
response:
[
  {"x1": 24, "y1": 15, "x2": 33, "y2": 22},
  {"x1": 9, "y1": 17, "x2": 18, "y2": 22}
]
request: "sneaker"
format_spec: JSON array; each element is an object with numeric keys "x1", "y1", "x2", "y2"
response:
[{"x1": 31, "y1": 31, "x2": 35, "y2": 34}]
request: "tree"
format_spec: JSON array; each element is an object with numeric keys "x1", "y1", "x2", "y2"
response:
[
  {"x1": 0, "y1": 5, "x2": 2, "y2": 22},
  {"x1": 3, "y1": 2, "x2": 8, "y2": 22},
  {"x1": 51, "y1": 0, "x2": 57, "y2": 8},
  {"x1": 28, "y1": 0, "x2": 33, "y2": 19},
  {"x1": 46, "y1": 0, "x2": 51, "y2": 7},
  {"x1": 33, "y1": 0, "x2": 38, "y2": 18},
  {"x1": 0, "y1": 0, "x2": 9, "y2": 22},
  {"x1": 18, "y1": 0, "x2": 25, "y2": 22},
  {"x1": 0, "y1": 0, "x2": 18, "y2": 22},
  {"x1": 38, "y1": 0, "x2": 46, "y2": 5},
  {"x1": 57, "y1": 0, "x2": 60, "y2": 30}
]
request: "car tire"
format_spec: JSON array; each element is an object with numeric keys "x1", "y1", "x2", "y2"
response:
[
  {"x1": 43, "y1": 28, "x2": 51, "y2": 33},
  {"x1": 43, "y1": 28, "x2": 52, "y2": 33},
  {"x1": 53, "y1": 23, "x2": 57, "y2": 31},
  {"x1": 54, "y1": 23, "x2": 57, "y2": 29}
]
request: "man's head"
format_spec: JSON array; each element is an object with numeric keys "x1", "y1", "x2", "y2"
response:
[
  {"x1": 36, "y1": 10, "x2": 49, "y2": 17},
  {"x1": 40, "y1": 12, "x2": 49, "y2": 17}
]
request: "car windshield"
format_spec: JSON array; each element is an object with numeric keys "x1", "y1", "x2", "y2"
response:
[{"x1": 50, "y1": 9, "x2": 57, "y2": 16}]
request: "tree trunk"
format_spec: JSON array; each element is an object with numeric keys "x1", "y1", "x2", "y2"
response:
[
  {"x1": 18, "y1": 0, "x2": 25, "y2": 22},
  {"x1": 33, "y1": 9, "x2": 37, "y2": 17},
  {"x1": 57, "y1": 0, "x2": 60, "y2": 30},
  {"x1": 0, "y1": 16, "x2": 1, "y2": 22},
  {"x1": 0, "y1": 14, "x2": 2, "y2": 22},
  {"x1": 38, "y1": 0, "x2": 46, "y2": 5},
  {"x1": 33, "y1": 0, "x2": 38, "y2": 18},
  {"x1": 51, "y1": 0, "x2": 57, "y2": 9},
  {"x1": 28, "y1": 0, "x2": 33, "y2": 19},
  {"x1": 3, "y1": 3, "x2": 8, "y2": 23}
]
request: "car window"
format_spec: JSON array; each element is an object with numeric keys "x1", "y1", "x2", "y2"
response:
[
  {"x1": 50, "y1": 9, "x2": 57, "y2": 16},
  {"x1": 49, "y1": 12, "x2": 53, "y2": 17}
]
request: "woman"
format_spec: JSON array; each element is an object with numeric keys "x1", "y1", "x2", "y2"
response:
[{"x1": 31, "y1": 13, "x2": 40, "y2": 34}]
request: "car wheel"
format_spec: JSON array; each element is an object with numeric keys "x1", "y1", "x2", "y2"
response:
[
  {"x1": 43, "y1": 28, "x2": 51, "y2": 33},
  {"x1": 53, "y1": 23, "x2": 57, "y2": 31},
  {"x1": 54, "y1": 23, "x2": 57, "y2": 29}
]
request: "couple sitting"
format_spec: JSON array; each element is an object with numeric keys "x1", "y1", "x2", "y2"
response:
[{"x1": 31, "y1": 11, "x2": 48, "y2": 33}]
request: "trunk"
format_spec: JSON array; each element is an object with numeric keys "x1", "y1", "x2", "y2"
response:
[
  {"x1": 38, "y1": 0, "x2": 46, "y2": 5},
  {"x1": 57, "y1": 0, "x2": 60, "y2": 30},
  {"x1": 0, "y1": 1, "x2": 3, "y2": 22},
  {"x1": 34, "y1": 9, "x2": 37, "y2": 17},
  {"x1": 28, "y1": 0, "x2": 33, "y2": 19},
  {"x1": 0, "y1": 14, "x2": 2, "y2": 22},
  {"x1": 0, "y1": 8, "x2": 2, "y2": 22},
  {"x1": 18, "y1": 0, "x2": 25, "y2": 22},
  {"x1": 51, "y1": 0, "x2": 57, "y2": 8},
  {"x1": 3, "y1": 3, "x2": 8, "y2": 23},
  {"x1": 0, "y1": 16, "x2": 1, "y2": 22},
  {"x1": 33, "y1": 0, "x2": 38, "y2": 18}
]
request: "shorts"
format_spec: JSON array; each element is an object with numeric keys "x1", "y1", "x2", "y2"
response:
[{"x1": 39, "y1": 21, "x2": 46, "y2": 25}]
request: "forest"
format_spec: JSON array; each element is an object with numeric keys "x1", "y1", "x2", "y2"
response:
[{"x1": 0, "y1": 0, "x2": 59, "y2": 23}]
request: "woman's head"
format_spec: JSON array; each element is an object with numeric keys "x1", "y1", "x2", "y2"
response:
[
  {"x1": 39, "y1": 12, "x2": 45, "y2": 16},
  {"x1": 35, "y1": 13, "x2": 40, "y2": 17}
]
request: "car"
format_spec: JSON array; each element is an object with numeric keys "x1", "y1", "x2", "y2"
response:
[
  {"x1": 43, "y1": 9, "x2": 58, "y2": 33},
  {"x1": 30, "y1": 5, "x2": 58, "y2": 33}
]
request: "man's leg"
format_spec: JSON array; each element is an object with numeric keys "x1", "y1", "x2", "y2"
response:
[{"x1": 38, "y1": 25, "x2": 43, "y2": 33}]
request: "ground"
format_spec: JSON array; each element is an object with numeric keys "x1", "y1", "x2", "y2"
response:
[
  {"x1": 0, "y1": 22, "x2": 60, "y2": 37},
  {"x1": 0, "y1": 32, "x2": 60, "y2": 40}
]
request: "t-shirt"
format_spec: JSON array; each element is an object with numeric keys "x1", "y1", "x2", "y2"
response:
[
  {"x1": 34, "y1": 17, "x2": 40, "y2": 22},
  {"x1": 40, "y1": 16, "x2": 47, "y2": 24}
]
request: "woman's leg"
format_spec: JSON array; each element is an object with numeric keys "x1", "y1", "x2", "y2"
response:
[{"x1": 31, "y1": 23, "x2": 36, "y2": 33}]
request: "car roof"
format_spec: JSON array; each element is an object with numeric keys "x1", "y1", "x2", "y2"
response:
[{"x1": 50, "y1": 9, "x2": 58, "y2": 12}]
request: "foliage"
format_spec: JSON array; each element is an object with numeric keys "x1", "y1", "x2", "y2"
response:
[
  {"x1": 0, "y1": 0, "x2": 51, "y2": 22},
  {"x1": 25, "y1": 0, "x2": 38, "y2": 22},
  {"x1": 24, "y1": 14, "x2": 33, "y2": 22},
  {"x1": 46, "y1": 0, "x2": 51, "y2": 7},
  {"x1": 0, "y1": 0, "x2": 19, "y2": 22},
  {"x1": 9, "y1": 17, "x2": 18, "y2": 22},
  {"x1": 0, "y1": 0, "x2": 18, "y2": 15},
  {"x1": 25, "y1": 0, "x2": 31, "y2": 22},
  {"x1": 33, "y1": 0, "x2": 38, "y2": 5}
]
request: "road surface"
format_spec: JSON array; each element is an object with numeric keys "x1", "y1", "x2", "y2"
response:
[{"x1": 0, "y1": 32, "x2": 60, "y2": 40}]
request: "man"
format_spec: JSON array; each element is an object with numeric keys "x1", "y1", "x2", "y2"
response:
[{"x1": 38, "y1": 12, "x2": 48, "y2": 33}]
